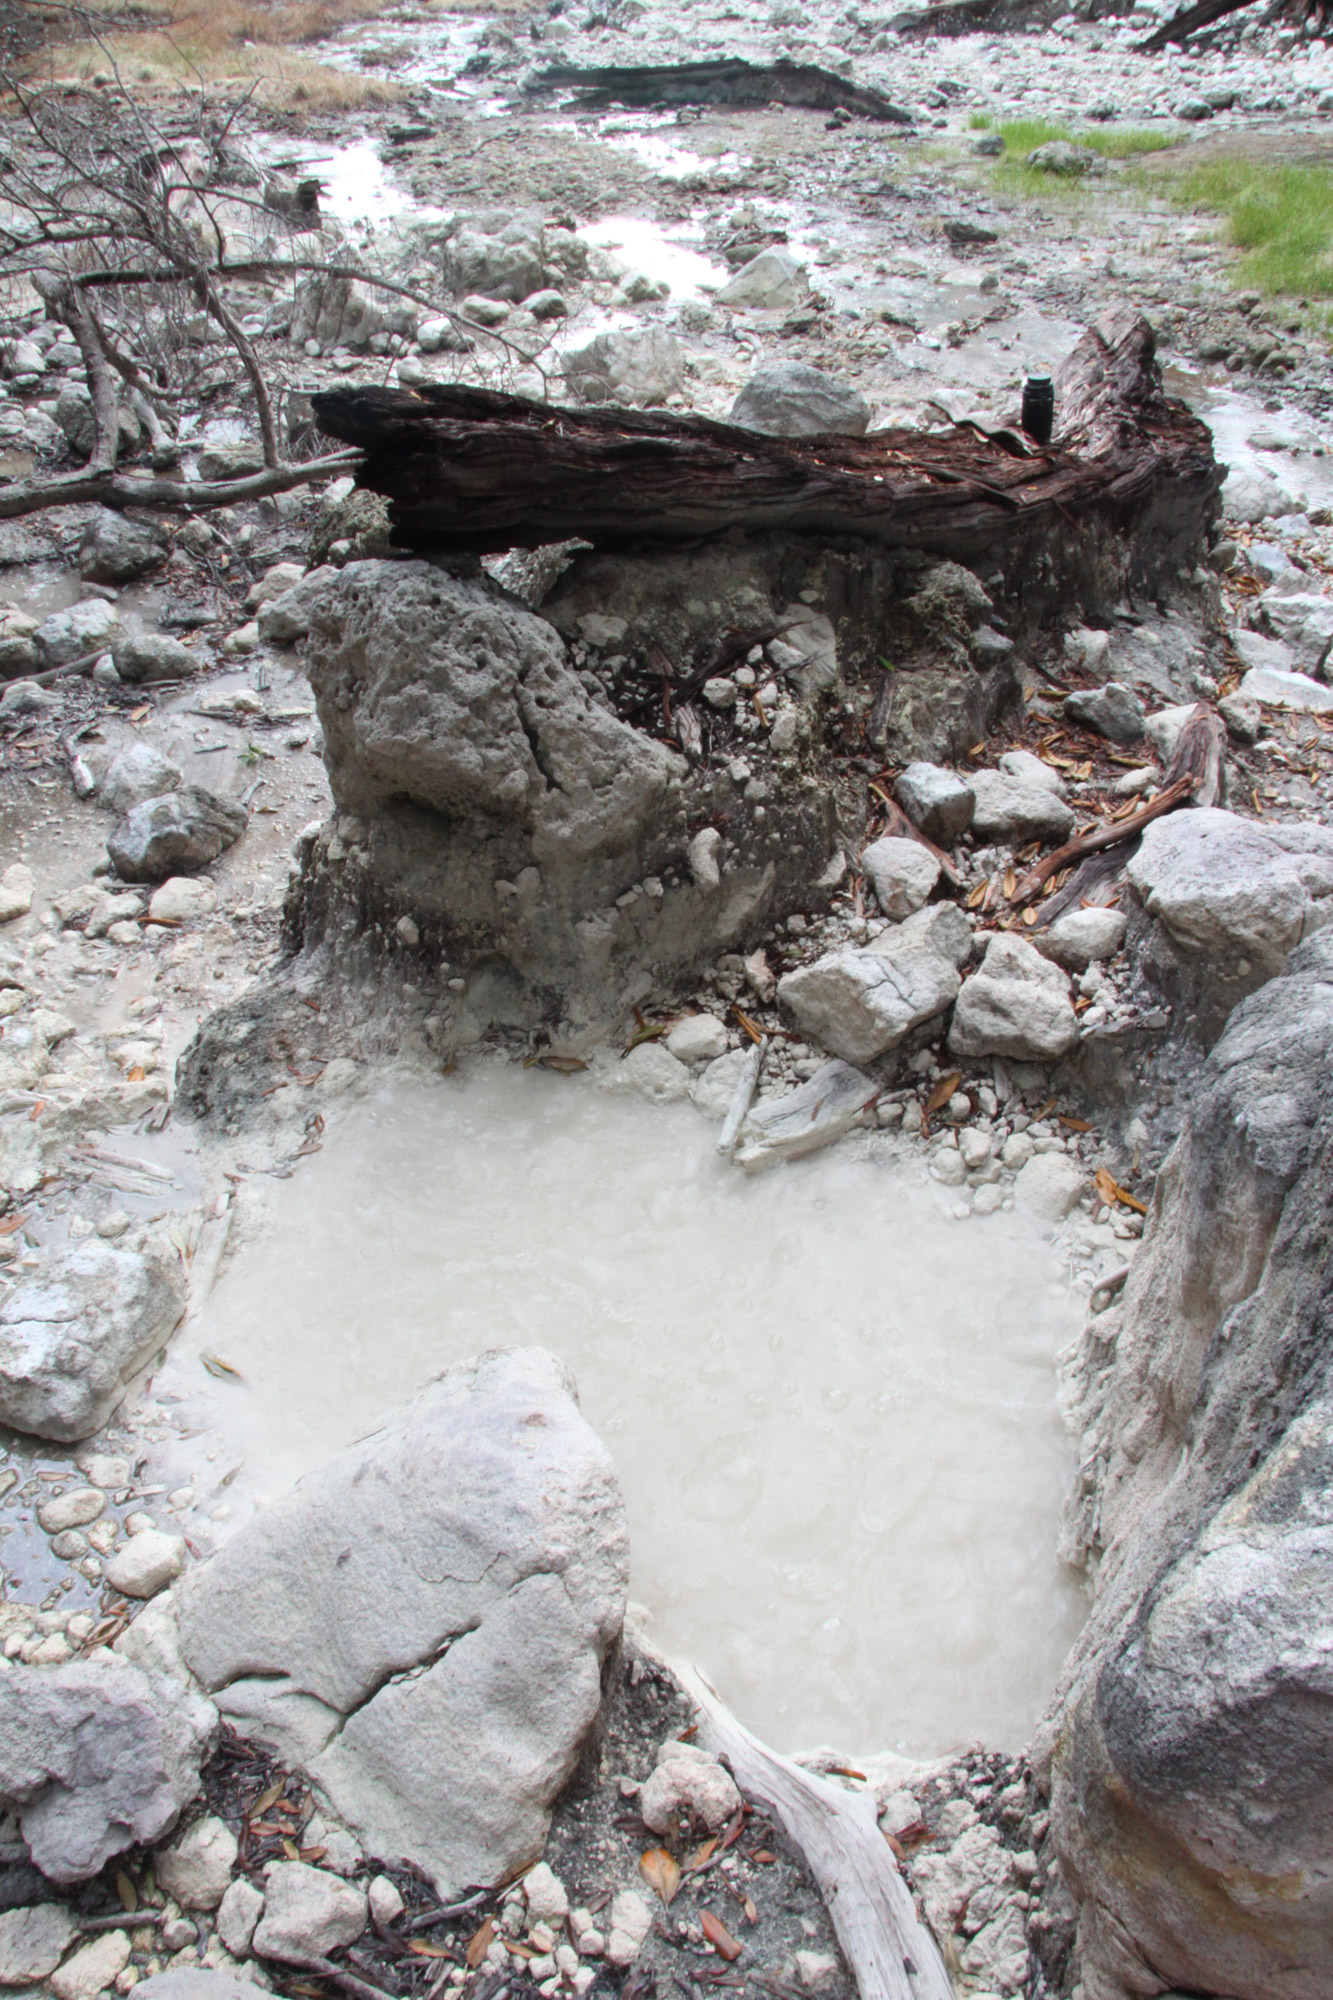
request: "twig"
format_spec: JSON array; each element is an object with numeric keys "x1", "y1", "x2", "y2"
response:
[
  {"x1": 404, "y1": 1891, "x2": 492, "y2": 1934},
  {"x1": 865, "y1": 781, "x2": 963, "y2": 887},
  {"x1": 263, "y1": 1952, "x2": 398, "y2": 2000},
  {"x1": 1008, "y1": 774, "x2": 1195, "y2": 905}
]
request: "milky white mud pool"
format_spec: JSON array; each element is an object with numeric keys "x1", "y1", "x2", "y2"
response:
[{"x1": 164, "y1": 1066, "x2": 1086, "y2": 1757}]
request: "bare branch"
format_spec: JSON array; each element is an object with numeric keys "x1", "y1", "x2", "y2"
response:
[{"x1": 0, "y1": 450, "x2": 362, "y2": 521}]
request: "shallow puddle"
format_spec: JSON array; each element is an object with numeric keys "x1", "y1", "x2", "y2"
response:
[{"x1": 163, "y1": 1064, "x2": 1086, "y2": 1758}]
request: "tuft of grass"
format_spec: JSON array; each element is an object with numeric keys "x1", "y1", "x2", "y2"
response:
[
  {"x1": 968, "y1": 110, "x2": 993, "y2": 130},
  {"x1": 990, "y1": 117, "x2": 1176, "y2": 195},
  {"x1": 1174, "y1": 157, "x2": 1333, "y2": 297}
]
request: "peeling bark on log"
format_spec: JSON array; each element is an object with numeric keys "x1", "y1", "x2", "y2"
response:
[
  {"x1": 670, "y1": 1656, "x2": 955, "y2": 2000},
  {"x1": 311, "y1": 311, "x2": 1220, "y2": 565},
  {"x1": 528, "y1": 58, "x2": 912, "y2": 121},
  {"x1": 1162, "y1": 701, "x2": 1227, "y2": 808}
]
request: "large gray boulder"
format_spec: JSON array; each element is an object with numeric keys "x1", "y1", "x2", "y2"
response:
[
  {"x1": 176, "y1": 1347, "x2": 628, "y2": 1897},
  {"x1": 98, "y1": 744, "x2": 184, "y2": 816},
  {"x1": 729, "y1": 363, "x2": 869, "y2": 438},
  {"x1": 0, "y1": 1656, "x2": 216, "y2": 1882},
  {"x1": 716, "y1": 248, "x2": 807, "y2": 311},
  {"x1": 1127, "y1": 806, "x2": 1333, "y2": 980},
  {"x1": 112, "y1": 632, "x2": 201, "y2": 685},
  {"x1": 1039, "y1": 931, "x2": 1333, "y2": 2000},
  {"x1": 948, "y1": 931, "x2": 1078, "y2": 1062},
  {"x1": 108, "y1": 786, "x2": 247, "y2": 883},
  {"x1": 79, "y1": 510, "x2": 166, "y2": 585},
  {"x1": 0, "y1": 1239, "x2": 186, "y2": 1440},
  {"x1": 778, "y1": 903, "x2": 972, "y2": 1063},
  {"x1": 290, "y1": 275, "x2": 386, "y2": 353},
  {"x1": 443, "y1": 222, "x2": 547, "y2": 303},
  {"x1": 34, "y1": 597, "x2": 122, "y2": 669}
]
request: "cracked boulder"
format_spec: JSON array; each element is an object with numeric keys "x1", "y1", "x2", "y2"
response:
[
  {"x1": 175, "y1": 1347, "x2": 629, "y2": 1897},
  {"x1": 1127, "y1": 806, "x2": 1333, "y2": 984},
  {"x1": 0, "y1": 1654, "x2": 216, "y2": 1883},
  {"x1": 778, "y1": 904, "x2": 973, "y2": 1064}
]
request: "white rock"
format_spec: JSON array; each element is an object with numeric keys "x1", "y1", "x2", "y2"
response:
[
  {"x1": 860, "y1": 836, "x2": 940, "y2": 920},
  {"x1": 1037, "y1": 907, "x2": 1128, "y2": 972},
  {"x1": 1012, "y1": 1152, "x2": 1086, "y2": 1222},
  {"x1": 969, "y1": 759, "x2": 1075, "y2": 842},
  {"x1": 1231, "y1": 627, "x2": 1294, "y2": 677},
  {"x1": 688, "y1": 827, "x2": 722, "y2": 890},
  {"x1": 949, "y1": 934, "x2": 1078, "y2": 1062},
  {"x1": 639, "y1": 1741, "x2": 741, "y2": 1835},
  {"x1": 98, "y1": 745, "x2": 183, "y2": 815},
  {"x1": 1001, "y1": 1131, "x2": 1034, "y2": 1170},
  {"x1": 958, "y1": 1127, "x2": 992, "y2": 1170},
  {"x1": 148, "y1": 879, "x2": 217, "y2": 925},
  {"x1": 601, "y1": 1043, "x2": 690, "y2": 1104},
  {"x1": 51, "y1": 1931, "x2": 129, "y2": 2000},
  {"x1": 795, "y1": 1950, "x2": 838, "y2": 1989},
  {"x1": 689, "y1": 1046, "x2": 753, "y2": 1120},
  {"x1": 367, "y1": 1876, "x2": 404, "y2": 1928},
  {"x1": 0, "y1": 1903, "x2": 78, "y2": 1985},
  {"x1": 523, "y1": 1863, "x2": 569, "y2": 1924},
  {"x1": 154, "y1": 1815, "x2": 238, "y2": 1910},
  {"x1": 104, "y1": 1530, "x2": 186, "y2": 1599},
  {"x1": 37, "y1": 1489, "x2": 105, "y2": 1534},
  {"x1": 778, "y1": 904, "x2": 972, "y2": 1064},
  {"x1": 665, "y1": 1014, "x2": 728, "y2": 1064},
  {"x1": 1258, "y1": 590, "x2": 1333, "y2": 676},
  {"x1": 1239, "y1": 665, "x2": 1333, "y2": 713},
  {"x1": 251, "y1": 1862, "x2": 367, "y2": 1959},
  {"x1": 894, "y1": 762, "x2": 975, "y2": 843},
  {"x1": 1144, "y1": 702, "x2": 1203, "y2": 762},
  {"x1": 0, "y1": 863, "x2": 34, "y2": 923},
  {"x1": 716, "y1": 249, "x2": 807, "y2": 311},
  {"x1": 603, "y1": 1891, "x2": 653, "y2": 1969},
  {"x1": 216, "y1": 1879, "x2": 265, "y2": 1958},
  {"x1": 243, "y1": 563, "x2": 304, "y2": 614},
  {"x1": 35, "y1": 597, "x2": 121, "y2": 668}
]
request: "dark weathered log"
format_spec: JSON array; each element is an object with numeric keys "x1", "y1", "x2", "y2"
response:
[
  {"x1": 526, "y1": 58, "x2": 912, "y2": 121},
  {"x1": 312, "y1": 311, "x2": 1220, "y2": 561},
  {"x1": 1138, "y1": 0, "x2": 1251, "y2": 50},
  {"x1": 890, "y1": 0, "x2": 1066, "y2": 34},
  {"x1": 1009, "y1": 775, "x2": 1195, "y2": 905}
]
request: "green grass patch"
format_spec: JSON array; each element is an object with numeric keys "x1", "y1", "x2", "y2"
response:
[
  {"x1": 990, "y1": 118, "x2": 1176, "y2": 195},
  {"x1": 968, "y1": 110, "x2": 993, "y2": 130},
  {"x1": 1174, "y1": 157, "x2": 1333, "y2": 296}
]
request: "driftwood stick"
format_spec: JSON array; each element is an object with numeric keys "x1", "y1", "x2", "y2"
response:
[
  {"x1": 867, "y1": 784, "x2": 963, "y2": 888},
  {"x1": 669, "y1": 1657, "x2": 954, "y2": 2000},
  {"x1": 0, "y1": 450, "x2": 361, "y2": 522},
  {"x1": 1161, "y1": 702, "x2": 1226, "y2": 808},
  {"x1": 1009, "y1": 775, "x2": 1195, "y2": 905},
  {"x1": 718, "y1": 1036, "x2": 766, "y2": 1157}
]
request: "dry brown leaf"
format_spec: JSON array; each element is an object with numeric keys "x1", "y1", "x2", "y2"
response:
[
  {"x1": 965, "y1": 880, "x2": 988, "y2": 909},
  {"x1": 126, "y1": 1065, "x2": 147, "y2": 1083},
  {"x1": 924, "y1": 1071, "x2": 962, "y2": 1116},
  {"x1": 298, "y1": 1844, "x2": 327, "y2": 1863},
  {"x1": 734, "y1": 1008, "x2": 765, "y2": 1045},
  {"x1": 1059, "y1": 1115, "x2": 1093, "y2": 1133},
  {"x1": 115, "y1": 1869, "x2": 138, "y2": 1913},
  {"x1": 466, "y1": 1920, "x2": 496, "y2": 1969},
  {"x1": 743, "y1": 1897, "x2": 758, "y2": 1925},
  {"x1": 1002, "y1": 867, "x2": 1017, "y2": 898},
  {"x1": 0, "y1": 1213, "x2": 28, "y2": 1236},
  {"x1": 750, "y1": 1849, "x2": 777, "y2": 1865},
  {"x1": 684, "y1": 1837, "x2": 718, "y2": 1873},
  {"x1": 640, "y1": 1846, "x2": 682, "y2": 1906},
  {"x1": 701, "y1": 1912, "x2": 743, "y2": 1962},
  {"x1": 539, "y1": 1055, "x2": 586, "y2": 1073},
  {"x1": 281, "y1": 1837, "x2": 300, "y2": 1861},
  {"x1": 503, "y1": 1942, "x2": 537, "y2": 1961},
  {"x1": 1095, "y1": 1166, "x2": 1148, "y2": 1215},
  {"x1": 130, "y1": 705, "x2": 150, "y2": 724},
  {"x1": 410, "y1": 1944, "x2": 453, "y2": 1960}
]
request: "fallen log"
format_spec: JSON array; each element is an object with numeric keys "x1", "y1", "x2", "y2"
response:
[
  {"x1": 312, "y1": 310, "x2": 1220, "y2": 562},
  {"x1": 528, "y1": 57, "x2": 912, "y2": 121},
  {"x1": 1137, "y1": 0, "x2": 1251, "y2": 50},
  {"x1": 1161, "y1": 701, "x2": 1227, "y2": 808},
  {"x1": 1009, "y1": 774, "x2": 1195, "y2": 905},
  {"x1": 669, "y1": 1655, "x2": 954, "y2": 2000}
]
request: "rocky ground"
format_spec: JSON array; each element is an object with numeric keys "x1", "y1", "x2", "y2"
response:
[{"x1": 1, "y1": 1, "x2": 1333, "y2": 1998}]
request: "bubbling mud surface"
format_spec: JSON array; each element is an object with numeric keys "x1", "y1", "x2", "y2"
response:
[{"x1": 164, "y1": 1064, "x2": 1087, "y2": 1757}]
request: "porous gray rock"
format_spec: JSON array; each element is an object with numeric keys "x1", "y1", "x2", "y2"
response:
[
  {"x1": 135, "y1": 1974, "x2": 270, "y2": 2000},
  {"x1": 0, "y1": 1239, "x2": 186, "y2": 1440},
  {"x1": 98, "y1": 744, "x2": 183, "y2": 815},
  {"x1": 108, "y1": 786, "x2": 247, "y2": 883},
  {"x1": 196, "y1": 443, "x2": 264, "y2": 483},
  {"x1": 778, "y1": 904, "x2": 972, "y2": 1064},
  {"x1": 0, "y1": 1656, "x2": 216, "y2": 1882},
  {"x1": 948, "y1": 933, "x2": 1078, "y2": 1061},
  {"x1": 79, "y1": 510, "x2": 165, "y2": 585},
  {"x1": 1257, "y1": 588, "x2": 1333, "y2": 677},
  {"x1": 969, "y1": 753, "x2": 1076, "y2": 843},
  {"x1": 729, "y1": 363, "x2": 869, "y2": 438},
  {"x1": 860, "y1": 835, "x2": 940, "y2": 920},
  {"x1": 216, "y1": 1880, "x2": 265, "y2": 1958},
  {"x1": 1127, "y1": 806, "x2": 1333, "y2": 980},
  {"x1": 290, "y1": 276, "x2": 386, "y2": 353},
  {"x1": 0, "y1": 608, "x2": 38, "y2": 679},
  {"x1": 1040, "y1": 930, "x2": 1333, "y2": 2000},
  {"x1": 563, "y1": 329, "x2": 685, "y2": 407},
  {"x1": 1061, "y1": 683, "x2": 1146, "y2": 744},
  {"x1": 112, "y1": 632, "x2": 201, "y2": 684},
  {"x1": 175, "y1": 1348, "x2": 628, "y2": 1897},
  {"x1": 894, "y1": 762, "x2": 975, "y2": 844},
  {"x1": 1027, "y1": 140, "x2": 1101, "y2": 174},
  {"x1": 443, "y1": 223, "x2": 547, "y2": 303},
  {"x1": 639, "y1": 1741, "x2": 742, "y2": 1835},
  {"x1": 256, "y1": 567, "x2": 337, "y2": 645}
]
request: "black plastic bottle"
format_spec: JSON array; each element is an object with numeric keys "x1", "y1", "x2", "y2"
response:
[{"x1": 1021, "y1": 374, "x2": 1055, "y2": 444}]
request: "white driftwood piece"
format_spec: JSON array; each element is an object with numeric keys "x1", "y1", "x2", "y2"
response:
[
  {"x1": 672, "y1": 1657, "x2": 955, "y2": 2000},
  {"x1": 717, "y1": 1034, "x2": 766, "y2": 1156}
]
